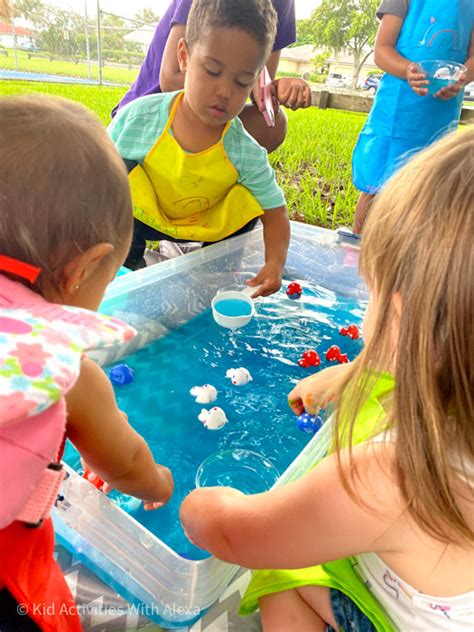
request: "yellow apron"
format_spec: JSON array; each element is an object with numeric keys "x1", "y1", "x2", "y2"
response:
[{"x1": 128, "y1": 92, "x2": 264, "y2": 242}]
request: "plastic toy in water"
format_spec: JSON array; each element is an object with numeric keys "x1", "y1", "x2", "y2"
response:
[
  {"x1": 325, "y1": 345, "x2": 349, "y2": 364},
  {"x1": 109, "y1": 363, "x2": 135, "y2": 386},
  {"x1": 340, "y1": 324, "x2": 360, "y2": 340},
  {"x1": 286, "y1": 282, "x2": 302, "y2": 300},
  {"x1": 297, "y1": 349, "x2": 321, "y2": 369},
  {"x1": 226, "y1": 367, "x2": 253, "y2": 386},
  {"x1": 82, "y1": 467, "x2": 110, "y2": 493},
  {"x1": 296, "y1": 412, "x2": 323, "y2": 434},
  {"x1": 190, "y1": 384, "x2": 218, "y2": 404},
  {"x1": 198, "y1": 407, "x2": 228, "y2": 430}
]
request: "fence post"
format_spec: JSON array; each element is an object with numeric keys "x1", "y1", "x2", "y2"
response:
[
  {"x1": 84, "y1": 0, "x2": 91, "y2": 80},
  {"x1": 319, "y1": 90, "x2": 330, "y2": 109},
  {"x1": 96, "y1": 0, "x2": 102, "y2": 85}
]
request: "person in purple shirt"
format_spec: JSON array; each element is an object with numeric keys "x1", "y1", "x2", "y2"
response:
[{"x1": 113, "y1": 0, "x2": 311, "y2": 152}]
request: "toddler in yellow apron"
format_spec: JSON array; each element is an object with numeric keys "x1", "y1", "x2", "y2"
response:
[{"x1": 108, "y1": 0, "x2": 290, "y2": 297}]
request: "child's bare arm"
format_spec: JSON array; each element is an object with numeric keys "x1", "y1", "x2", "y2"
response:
[
  {"x1": 375, "y1": 15, "x2": 429, "y2": 96},
  {"x1": 246, "y1": 206, "x2": 290, "y2": 297},
  {"x1": 66, "y1": 357, "x2": 173, "y2": 505},
  {"x1": 180, "y1": 442, "x2": 399, "y2": 569}
]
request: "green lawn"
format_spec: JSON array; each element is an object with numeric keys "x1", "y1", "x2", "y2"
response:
[
  {"x1": 0, "y1": 50, "x2": 139, "y2": 84},
  {"x1": 0, "y1": 80, "x2": 365, "y2": 228}
]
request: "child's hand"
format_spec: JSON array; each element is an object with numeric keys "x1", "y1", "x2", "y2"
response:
[
  {"x1": 246, "y1": 261, "x2": 282, "y2": 297},
  {"x1": 406, "y1": 63, "x2": 429, "y2": 96},
  {"x1": 288, "y1": 364, "x2": 352, "y2": 416},
  {"x1": 434, "y1": 74, "x2": 467, "y2": 100},
  {"x1": 274, "y1": 77, "x2": 312, "y2": 110}
]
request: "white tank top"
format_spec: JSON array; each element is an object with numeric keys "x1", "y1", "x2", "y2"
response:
[
  {"x1": 356, "y1": 432, "x2": 474, "y2": 630},
  {"x1": 355, "y1": 552, "x2": 474, "y2": 631}
]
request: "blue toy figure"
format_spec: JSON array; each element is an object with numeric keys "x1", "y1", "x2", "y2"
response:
[
  {"x1": 109, "y1": 363, "x2": 135, "y2": 386},
  {"x1": 296, "y1": 412, "x2": 323, "y2": 435}
]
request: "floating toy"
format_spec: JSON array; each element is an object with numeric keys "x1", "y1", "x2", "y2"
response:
[
  {"x1": 340, "y1": 324, "x2": 360, "y2": 340},
  {"x1": 198, "y1": 407, "x2": 228, "y2": 430},
  {"x1": 297, "y1": 349, "x2": 321, "y2": 368},
  {"x1": 296, "y1": 412, "x2": 323, "y2": 434},
  {"x1": 286, "y1": 282, "x2": 302, "y2": 300},
  {"x1": 190, "y1": 384, "x2": 218, "y2": 404},
  {"x1": 325, "y1": 345, "x2": 348, "y2": 363},
  {"x1": 226, "y1": 367, "x2": 253, "y2": 386},
  {"x1": 82, "y1": 467, "x2": 109, "y2": 494},
  {"x1": 109, "y1": 363, "x2": 135, "y2": 386}
]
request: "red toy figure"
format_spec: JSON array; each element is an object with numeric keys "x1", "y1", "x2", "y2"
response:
[
  {"x1": 298, "y1": 349, "x2": 320, "y2": 368},
  {"x1": 302, "y1": 350, "x2": 321, "y2": 367},
  {"x1": 325, "y1": 345, "x2": 342, "y2": 362},
  {"x1": 340, "y1": 324, "x2": 360, "y2": 340},
  {"x1": 326, "y1": 345, "x2": 350, "y2": 364},
  {"x1": 286, "y1": 282, "x2": 302, "y2": 300},
  {"x1": 82, "y1": 467, "x2": 110, "y2": 494}
]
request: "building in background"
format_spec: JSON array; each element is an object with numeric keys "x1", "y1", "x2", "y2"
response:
[{"x1": 0, "y1": 21, "x2": 35, "y2": 48}]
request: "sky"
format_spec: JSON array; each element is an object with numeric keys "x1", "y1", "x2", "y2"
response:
[{"x1": 37, "y1": 0, "x2": 320, "y2": 21}]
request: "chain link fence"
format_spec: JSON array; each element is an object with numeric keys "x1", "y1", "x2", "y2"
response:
[{"x1": 1, "y1": 0, "x2": 157, "y2": 85}]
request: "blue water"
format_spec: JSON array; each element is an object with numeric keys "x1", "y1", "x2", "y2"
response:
[
  {"x1": 64, "y1": 281, "x2": 365, "y2": 559},
  {"x1": 428, "y1": 77, "x2": 453, "y2": 96},
  {"x1": 214, "y1": 298, "x2": 252, "y2": 317}
]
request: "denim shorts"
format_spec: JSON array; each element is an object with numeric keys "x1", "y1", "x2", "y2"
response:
[{"x1": 326, "y1": 588, "x2": 377, "y2": 632}]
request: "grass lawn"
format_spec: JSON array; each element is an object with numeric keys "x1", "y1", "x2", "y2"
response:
[
  {"x1": 0, "y1": 80, "x2": 366, "y2": 228},
  {"x1": 0, "y1": 50, "x2": 139, "y2": 85}
]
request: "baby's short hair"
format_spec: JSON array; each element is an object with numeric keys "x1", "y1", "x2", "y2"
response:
[
  {"x1": 0, "y1": 95, "x2": 132, "y2": 294},
  {"x1": 186, "y1": 0, "x2": 277, "y2": 62}
]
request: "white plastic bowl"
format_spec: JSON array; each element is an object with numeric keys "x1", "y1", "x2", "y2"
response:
[{"x1": 211, "y1": 290, "x2": 255, "y2": 329}]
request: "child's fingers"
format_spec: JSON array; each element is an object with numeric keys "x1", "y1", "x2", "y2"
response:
[
  {"x1": 143, "y1": 501, "x2": 165, "y2": 511},
  {"x1": 288, "y1": 396, "x2": 304, "y2": 415}
]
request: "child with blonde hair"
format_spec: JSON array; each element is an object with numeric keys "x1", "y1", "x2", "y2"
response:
[
  {"x1": 180, "y1": 128, "x2": 474, "y2": 631},
  {"x1": 0, "y1": 96, "x2": 173, "y2": 632}
]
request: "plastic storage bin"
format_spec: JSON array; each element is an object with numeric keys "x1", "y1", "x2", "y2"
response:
[{"x1": 53, "y1": 223, "x2": 366, "y2": 627}]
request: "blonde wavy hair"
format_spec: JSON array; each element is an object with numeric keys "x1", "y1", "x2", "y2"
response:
[{"x1": 334, "y1": 128, "x2": 474, "y2": 543}]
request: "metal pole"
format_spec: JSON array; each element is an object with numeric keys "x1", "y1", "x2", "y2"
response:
[
  {"x1": 12, "y1": 20, "x2": 18, "y2": 71},
  {"x1": 84, "y1": 0, "x2": 91, "y2": 80},
  {"x1": 96, "y1": 0, "x2": 102, "y2": 85}
]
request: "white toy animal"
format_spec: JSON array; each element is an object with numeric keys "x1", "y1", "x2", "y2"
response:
[
  {"x1": 198, "y1": 407, "x2": 228, "y2": 430},
  {"x1": 226, "y1": 367, "x2": 253, "y2": 386},
  {"x1": 190, "y1": 384, "x2": 218, "y2": 404}
]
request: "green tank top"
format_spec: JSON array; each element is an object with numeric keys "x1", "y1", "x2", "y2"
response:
[{"x1": 239, "y1": 372, "x2": 397, "y2": 632}]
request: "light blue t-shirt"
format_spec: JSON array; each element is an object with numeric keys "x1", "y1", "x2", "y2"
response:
[{"x1": 108, "y1": 91, "x2": 286, "y2": 210}]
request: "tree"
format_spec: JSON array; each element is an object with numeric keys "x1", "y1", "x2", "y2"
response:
[
  {"x1": 132, "y1": 8, "x2": 159, "y2": 28},
  {"x1": 290, "y1": 18, "x2": 316, "y2": 47},
  {"x1": 309, "y1": 0, "x2": 378, "y2": 87}
]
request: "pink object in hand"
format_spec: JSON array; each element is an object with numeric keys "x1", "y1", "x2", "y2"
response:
[{"x1": 259, "y1": 66, "x2": 275, "y2": 127}]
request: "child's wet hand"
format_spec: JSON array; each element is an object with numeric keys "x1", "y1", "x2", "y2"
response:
[
  {"x1": 434, "y1": 74, "x2": 467, "y2": 100},
  {"x1": 288, "y1": 375, "x2": 323, "y2": 417},
  {"x1": 246, "y1": 262, "x2": 282, "y2": 297},
  {"x1": 406, "y1": 63, "x2": 429, "y2": 96}
]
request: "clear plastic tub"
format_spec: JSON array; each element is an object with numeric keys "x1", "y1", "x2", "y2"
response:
[{"x1": 53, "y1": 223, "x2": 365, "y2": 627}]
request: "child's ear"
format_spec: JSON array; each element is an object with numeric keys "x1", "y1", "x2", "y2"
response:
[
  {"x1": 60, "y1": 243, "x2": 114, "y2": 295},
  {"x1": 177, "y1": 38, "x2": 189, "y2": 73}
]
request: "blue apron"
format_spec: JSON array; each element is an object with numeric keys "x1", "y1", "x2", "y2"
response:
[{"x1": 353, "y1": 0, "x2": 473, "y2": 193}]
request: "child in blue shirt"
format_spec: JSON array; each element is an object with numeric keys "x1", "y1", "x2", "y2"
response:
[{"x1": 352, "y1": 0, "x2": 474, "y2": 233}]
